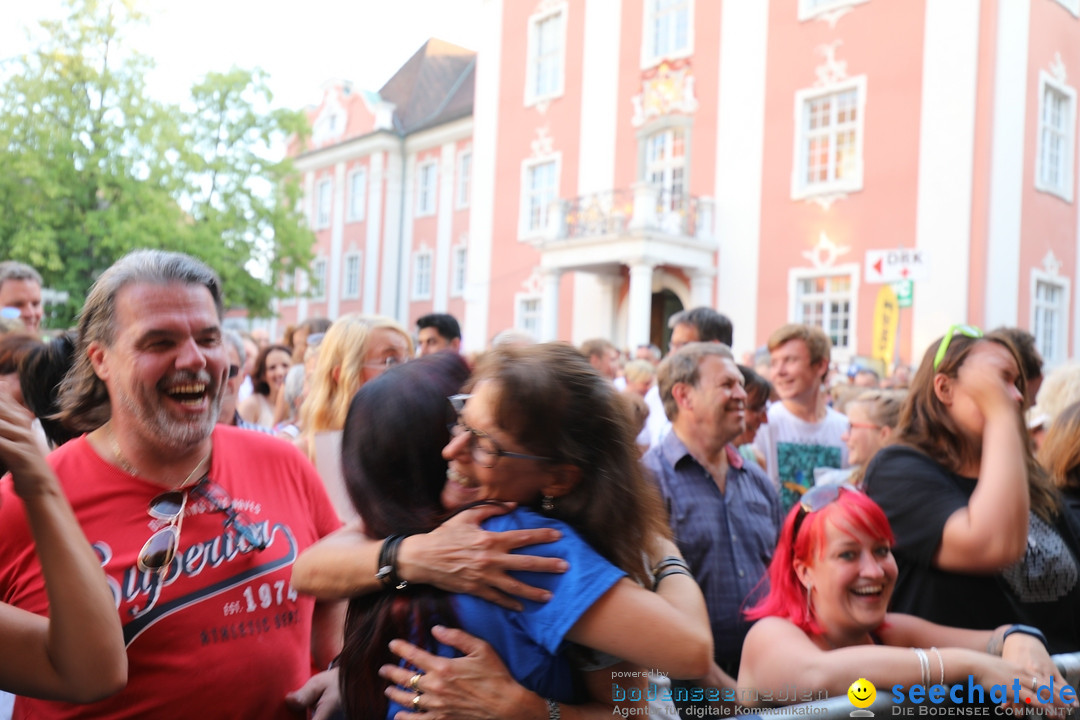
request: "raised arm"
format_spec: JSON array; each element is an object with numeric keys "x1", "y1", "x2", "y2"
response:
[
  {"x1": 0, "y1": 395, "x2": 126, "y2": 701},
  {"x1": 291, "y1": 503, "x2": 567, "y2": 608},
  {"x1": 936, "y1": 353, "x2": 1029, "y2": 572}
]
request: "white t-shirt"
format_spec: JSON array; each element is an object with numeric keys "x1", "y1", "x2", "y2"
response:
[{"x1": 754, "y1": 402, "x2": 849, "y2": 509}]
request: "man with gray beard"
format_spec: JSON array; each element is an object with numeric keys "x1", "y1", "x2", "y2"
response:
[{"x1": 0, "y1": 250, "x2": 343, "y2": 719}]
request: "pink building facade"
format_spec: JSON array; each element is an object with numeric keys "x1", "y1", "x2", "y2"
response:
[{"x1": 286, "y1": 0, "x2": 1080, "y2": 369}]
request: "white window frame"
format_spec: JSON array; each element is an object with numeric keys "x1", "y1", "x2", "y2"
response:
[
  {"x1": 787, "y1": 263, "x2": 860, "y2": 362},
  {"x1": 342, "y1": 252, "x2": 362, "y2": 300},
  {"x1": 1035, "y1": 71, "x2": 1076, "y2": 202},
  {"x1": 309, "y1": 259, "x2": 327, "y2": 302},
  {"x1": 412, "y1": 250, "x2": 433, "y2": 301},
  {"x1": 524, "y1": 3, "x2": 567, "y2": 106},
  {"x1": 456, "y1": 151, "x2": 472, "y2": 209},
  {"x1": 644, "y1": 126, "x2": 688, "y2": 213},
  {"x1": 797, "y1": 0, "x2": 870, "y2": 22},
  {"x1": 1031, "y1": 270, "x2": 1071, "y2": 368},
  {"x1": 451, "y1": 245, "x2": 467, "y2": 298},
  {"x1": 641, "y1": 0, "x2": 694, "y2": 69},
  {"x1": 1052, "y1": 0, "x2": 1080, "y2": 18},
  {"x1": 791, "y1": 76, "x2": 867, "y2": 201},
  {"x1": 346, "y1": 167, "x2": 367, "y2": 223},
  {"x1": 280, "y1": 269, "x2": 296, "y2": 306},
  {"x1": 515, "y1": 294, "x2": 542, "y2": 339},
  {"x1": 416, "y1": 161, "x2": 438, "y2": 217},
  {"x1": 315, "y1": 178, "x2": 332, "y2": 229},
  {"x1": 518, "y1": 154, "x2": 561, "y2": 240}
]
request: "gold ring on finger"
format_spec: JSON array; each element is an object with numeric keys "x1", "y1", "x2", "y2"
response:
[
  {"x1": 408, "y1": 673, "x2": 422, "y2": 692},
  {"x1": 413, "y1": 692, "x2": 424, "y2": 712}
]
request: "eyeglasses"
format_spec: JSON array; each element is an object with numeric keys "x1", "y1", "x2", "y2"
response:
[
  {"x1": 364, "y1": 356, "x2": 405, "y2": 371},
  {"x1": 447, "y1": 394, "x2": 553, "y2": 469},
  {"x1": 228, "y1": 365, "x2": 240, "y2": 379},
  {"x1": 191, "y1": 478, "x2": 268, "y2": 551},
  {"x1": 791, "y1": 484, "x2": 852, "y2": 545},
  {"x1": 933, "y1": 324, "x2": 983, "y2": 371},
  {"x1": 138, "y1": 489, "x2": 189, "y2": 574},
  {"x1": 306, "y1": 333, "x2": 325, "y2": 349},
  {"x1": 846, "y1": 421, "x2": 881, "y2": 433}
]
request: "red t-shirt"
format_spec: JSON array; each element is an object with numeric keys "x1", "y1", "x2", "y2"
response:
[{"x1": 0, "y1": 425, "x2": 342, "y2": 719}]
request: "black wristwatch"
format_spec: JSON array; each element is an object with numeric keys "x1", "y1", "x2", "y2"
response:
[{"x1": 1002, "y1": 624, "x2": 1048, "y2": 648}]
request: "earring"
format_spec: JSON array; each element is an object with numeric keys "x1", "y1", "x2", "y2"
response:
[
  {"x1": 541, "y1": 495, "x2": 555, "y2": 512},
  {"x1": 805, "y1": 582, "x2": 813, "y2": 617}
]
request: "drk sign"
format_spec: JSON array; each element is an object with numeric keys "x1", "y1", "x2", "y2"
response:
[{"x1": 864, "y1": 249, "x2": 930, "y2": 284}]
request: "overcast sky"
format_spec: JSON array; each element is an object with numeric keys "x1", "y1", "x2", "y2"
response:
[{"x1": 0, "y1": 0, "x2": 483, "y2": 110}]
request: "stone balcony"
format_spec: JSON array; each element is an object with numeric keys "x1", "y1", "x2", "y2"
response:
[{"x1": 528, "y1": 182, "x2": 717, "y2": 273}]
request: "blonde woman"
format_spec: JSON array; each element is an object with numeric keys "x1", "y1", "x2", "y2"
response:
[{"x1": 298, "y1": 315, "x2": 412, "y2": 519}]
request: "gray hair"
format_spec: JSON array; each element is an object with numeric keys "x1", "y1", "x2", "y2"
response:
[
  {"x1": 58, "y1": 250, "x2": 224, "y2": 431},
  {"x1": 657, "y1": 342, "x2": 735, "y2": 422},
  {"x1": 0, "y1": 261, "x2": 42, "y2": 289},
  {"x1": 222, "y1": 329, "x2": 246, "y2": 367},
  {"x1": 283, "y1": 364, "x2": 306, "y2": 413}
]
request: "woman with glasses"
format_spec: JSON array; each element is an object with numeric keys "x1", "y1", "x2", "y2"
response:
[
  {"x1": 861, "y1": 327, "x2": 1080, "y2": 652},
  {"x1": 738, "y1": 485, "x2": 1072, "y2": 710},
  {"x1": 238, "y1": 343, "x2": 292, "y2": 428},
  {"x1": 316, "y1": 346, "x2": 710, "y2": 718},
  {"x1": 817, "y1": 389, "x2": 905, "y2": 487},
  {"x1": 0, "y1": 391, "x2": 127, "y2": 701}
]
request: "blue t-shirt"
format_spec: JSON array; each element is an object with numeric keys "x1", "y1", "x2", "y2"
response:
[{"x1": 387, "y1": 508, "x2": 626, "y2": 717}]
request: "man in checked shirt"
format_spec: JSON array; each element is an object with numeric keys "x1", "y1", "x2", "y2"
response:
[{"x1": 642, "y1": 341, "x2": 781, "y2": 709}]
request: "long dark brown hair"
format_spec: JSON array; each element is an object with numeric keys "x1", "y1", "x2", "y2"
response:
[
  {"x1": 894, "y1": 330, "x2": 1058, "y2": 522},
  {"x1": 469, "y1": 343, "x2": 671, "y2": 587}
]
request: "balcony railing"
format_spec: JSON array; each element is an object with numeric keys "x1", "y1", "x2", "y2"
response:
[{"x1": 548, "y1": 184, "x2": 714, "y2": 243}]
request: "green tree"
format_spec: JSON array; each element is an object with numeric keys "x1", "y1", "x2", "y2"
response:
[{"x1": 0, "y1": 0, "x2": 312, "y2": 327}]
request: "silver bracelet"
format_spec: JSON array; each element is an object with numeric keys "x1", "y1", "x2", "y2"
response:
[
  {"x1": 929, "y1": 646, "x2": 945, "y2": 686},
  {"x1": 546, "y1": 699, "x2": 561, "y2": 720},
  {"x1": 911, "y1": 647, "x2": 930, "y2": 687}
]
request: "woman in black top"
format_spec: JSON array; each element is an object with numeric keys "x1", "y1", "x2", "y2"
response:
[{"x1": 863, "y1": 326, "x2": 1080, "y2": 652}]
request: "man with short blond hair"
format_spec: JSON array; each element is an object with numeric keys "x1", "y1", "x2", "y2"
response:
[
  {"x1": 754, "y1": 323, "x2": 848, "y2": 509},
  {"x1": 580, "y1": 338, "x2": 619, "y2": 381}
]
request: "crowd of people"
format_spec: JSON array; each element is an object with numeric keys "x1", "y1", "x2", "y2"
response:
[{"x1": 1, "y1": 251, "x2": 1080, "y2": 719}]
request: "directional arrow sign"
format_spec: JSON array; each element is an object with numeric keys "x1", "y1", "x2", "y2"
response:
[{"x1": 865, "y1": 249, "x2": 930, "y2": 284}]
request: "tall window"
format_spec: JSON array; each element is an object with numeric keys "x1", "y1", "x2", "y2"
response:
[
  {"x1": 792, "y1": 79, "x2": 866, "y2": 199},
  {"x1": 416, "y1": 162, "x2": 437, "y2": 216},
  {"x1": 798, "y1": 0, "x2": 870, "y2": 21},
  {"x1": 645, "y1": 128, "x2": 686, "y2": 212},
  {"x1": 1036, "y1": 73, "x2": 1076, "y2": 201},
  {"x1": 451, "y1": 246, "x2": 467, "y2": 297},
  {"x1": 315, "y1": 178, "x2": 332, "y2": 229},
  {"x1": 413, "y1": 252, "x2": 433, "y2": 300},
  {"x1": 1033, "y1": 276, "x2": 1068, "y2": 365},
  {"x1": 643, "y1": 0, "x2": 691, "y2": 67},
  {"x1": 347, "y1": 168, "x2": 366, "y2": 223},
  {"x1": 280, "y1": 270, "x2": 296, "y2": 305},
  {"x1": 517, "y1": 297, "x2": 541, "y2": 338},
  {"x1": 457, "y1": 152, "x2": 472, "y2": 209},
  {"x1": 526, "y1": 8, "x2": 565, "y2": 105},
  {"x1": 343, "y1": 253, "x2": 361, "y2": 299},
  {"x1": 310, "y1": 259, "x2": 327, "y2": 301},
  {"x1": 522, "y1": 159, "x2": 558, "y2": 236},
  {"x1": 793, "y1": 271, "x2": 854, "y2": 352}
]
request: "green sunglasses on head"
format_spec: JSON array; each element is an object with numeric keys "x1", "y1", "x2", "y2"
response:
[{"x1": 933, "y1": 324, "x2": 983, "y2": 371}]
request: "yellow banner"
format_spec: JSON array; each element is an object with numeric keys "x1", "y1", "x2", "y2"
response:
[{"x1": 872, "y1": 285, "x2": 900, "y2": 367}]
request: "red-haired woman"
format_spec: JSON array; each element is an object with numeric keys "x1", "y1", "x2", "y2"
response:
[{"x1": 738, "y1": 485, "x2": 1073, "y2": 711}]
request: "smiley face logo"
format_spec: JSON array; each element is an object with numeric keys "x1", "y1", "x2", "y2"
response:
[{"x1": 848, "y1": 678, "x2": 876, "y2": 708}]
